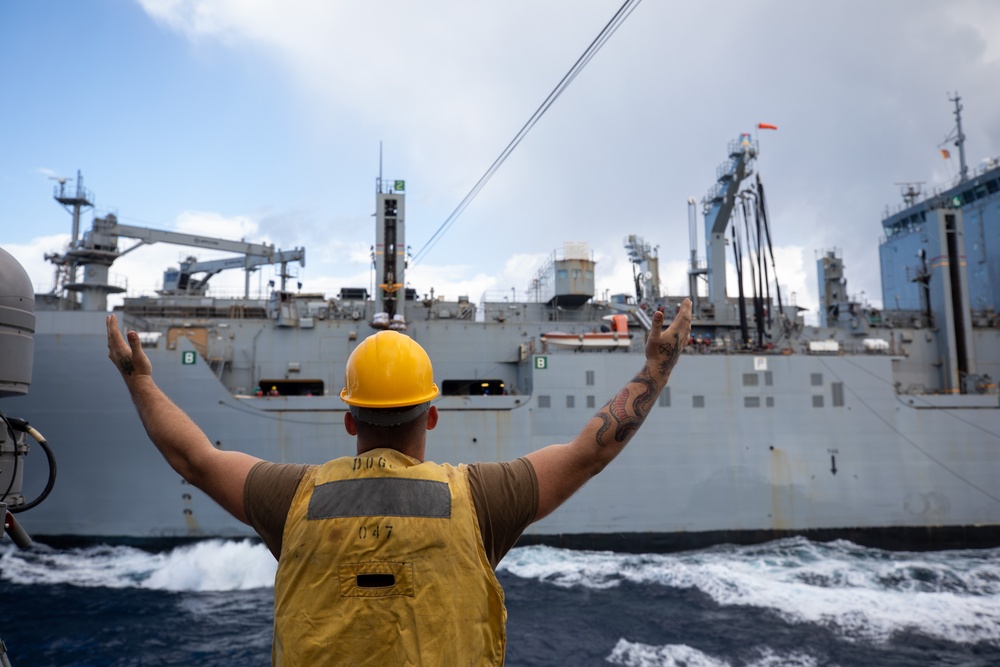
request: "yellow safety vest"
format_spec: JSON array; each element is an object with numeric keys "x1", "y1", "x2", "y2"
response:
[{"x1": 273, "y1": 448, "x2": 507, "y2": 666}]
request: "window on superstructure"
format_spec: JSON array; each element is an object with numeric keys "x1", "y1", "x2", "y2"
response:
[
  {"x1": 566, "y1": 395, "x2": 575, "y2": 409},
  {"x1": 442, "y1": 379, "x2": 506, "y2": 396},
  {"x1": 764, "y1": 371, "x2": 773, "y2": 386},
  {"x1": 812, "y1": 395, "x2": 824, "y2": 408},
  {"x1": 811, "y1": 373, "x2": 823, "y2": 386},
  {"x1": 832, "y1": 382, "x2": 845, "y2": 407},
  {"x1": 538, "y1": 395, "x2": 551, "y2": 408},
  {"x1": 256, "y1": 379, "x2": 325, "y2": 396},
  {"x1": 766, "y1": 397, "x2": 775, "y2": 407},
  {"x1": 743, "y1": 373, "x2": 758, "y2": 386},
  {"x1": 693, "y1": 395, "x2": 705, "y2": 408},
  {"x1": 744, "y1": 397, "x2": 760, "y2": 408},
  {"x1": 586, "y1": 370, "x2": 595, "y2": 386},
  {"x1": 587, "y1": 395, "x2": 596, "y2": 409}
]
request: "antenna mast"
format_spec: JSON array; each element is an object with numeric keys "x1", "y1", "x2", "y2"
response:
[
  {"x1": 949, "y1": 93, "x2": 969, "y2": 183},
  {"x1": 50, "y1": 170, "x2": 95, "y2": 305}
]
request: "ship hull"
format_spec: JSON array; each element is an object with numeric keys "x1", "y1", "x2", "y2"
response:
[{"x1": 13, "y1": 309, "x2": 1000, "y2": 552}]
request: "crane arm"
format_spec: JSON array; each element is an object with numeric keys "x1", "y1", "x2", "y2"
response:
[
  {"x1": 180, "y1": 248, "x2": 306, "y2": 275},
  {"x1": 100, "y1": 219, "x2": 276, "y2": 258}
]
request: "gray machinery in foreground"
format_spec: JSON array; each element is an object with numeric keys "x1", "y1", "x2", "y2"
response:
[{"x1": 0, "y1": 246, "x2": 54, "y2": 666}]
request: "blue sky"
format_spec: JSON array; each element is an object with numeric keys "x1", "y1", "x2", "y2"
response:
[{"x1": 3, "y1": 0, "x2": 999, "y2": 317}]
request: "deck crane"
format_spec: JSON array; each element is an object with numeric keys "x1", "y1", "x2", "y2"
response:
[
  {"x1": 46, "y1": 189, "x2": 305, "y2": 310},
  {"x1": 161, "y1": 248, "x2": 306, "y2": 296},
  {"x1": 691, "y1": 134, "x2": 758, "y2": 323}
]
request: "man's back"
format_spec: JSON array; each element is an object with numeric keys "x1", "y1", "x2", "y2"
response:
[{"x1": 272, "y1": 448, "x2": 506, "y2": 666}]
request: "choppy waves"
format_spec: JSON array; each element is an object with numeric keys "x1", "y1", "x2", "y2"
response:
[
  {"x1": 2, "y1": 536, "x2": 999, "y2": 664},
  {"x1": 0, "y1": 539, "x2": 276, "y2": 591},
  {"x1": 498, "y1": 537, "x2": 1000, "y2": 651}
]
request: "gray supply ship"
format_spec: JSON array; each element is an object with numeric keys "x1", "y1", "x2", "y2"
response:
[{"x1": 5, "y1": 97, "x2": 1000, "y2": 552}]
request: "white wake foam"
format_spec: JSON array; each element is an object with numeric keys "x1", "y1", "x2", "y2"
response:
[
  {"x1": 606, "y1": 640, "x2": 822, "y2": 667},
  {"x1": 0, "y1": 539, "x2": 276, "y2": 591},
  {"x1": 498, "y1": 538, "x2": 1000, "y2": 646}
]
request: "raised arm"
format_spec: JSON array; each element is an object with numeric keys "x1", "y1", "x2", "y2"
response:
[
  {"x1": 106, "y1": 314, "x2": 262, "y2": 524},
  {"x1": 525, "y1": 299, "x2": 692, "y2": 521}
]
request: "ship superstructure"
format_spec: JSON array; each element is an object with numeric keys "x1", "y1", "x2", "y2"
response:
[{"x1": 7, "y1": 102, "x2": 1000, "y2": 552}]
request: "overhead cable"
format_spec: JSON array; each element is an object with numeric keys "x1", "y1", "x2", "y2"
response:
[{"x1": 411, "y1": 0, "x2": 643, "y2": 266}]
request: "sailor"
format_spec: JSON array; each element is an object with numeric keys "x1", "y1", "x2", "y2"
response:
[{"x1": 104, "y1": 299, "x2": 692, "y2": 665}]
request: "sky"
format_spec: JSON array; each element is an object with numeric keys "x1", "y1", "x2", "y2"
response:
[{"x1": 2, "y1": 0, "x2": 999, "y2": 321}]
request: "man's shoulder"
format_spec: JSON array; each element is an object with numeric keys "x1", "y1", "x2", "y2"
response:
[
  {"x1": 248, "y1": 460, "x2": 315, "y2": 487},
  {"x1": 467, "y1": 458, "x2": 536, "y2": 482},
  {"x1": 244, "y1": 461, "x2": 318, "y2": 560},
  {"x1": 466, "y1": 458, "x2": 538, "y2": 569}
]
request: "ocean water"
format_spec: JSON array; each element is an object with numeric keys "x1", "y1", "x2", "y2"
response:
[{"x1": 1, "y1": 537, "x2": 998, "y2": 666}]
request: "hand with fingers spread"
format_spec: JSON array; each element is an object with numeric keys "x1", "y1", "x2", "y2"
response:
[
  {"x1": 646, "y1": 298, "x2": 693, "y2": 380},
  {"x1": 107, "y1": 314, "x2": 152, "y2": 383}
]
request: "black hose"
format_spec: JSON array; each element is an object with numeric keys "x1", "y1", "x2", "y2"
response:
[
  {"x1": 13, "y1": 429, "x2": 56, "y2": 513},
  {"x1": 0, "y1": 415, "x2": 57, "y2": 513}
]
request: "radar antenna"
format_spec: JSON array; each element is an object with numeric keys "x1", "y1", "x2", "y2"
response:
[{"x1": 894, "y1": 181, "x2": 925, "y2": 207}]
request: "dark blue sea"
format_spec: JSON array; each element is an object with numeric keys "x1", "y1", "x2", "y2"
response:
[{"x1": 1, "y1": 538, "x2": 998, "y2": 666}]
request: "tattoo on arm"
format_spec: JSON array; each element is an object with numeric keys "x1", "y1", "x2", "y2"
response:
[
  {"x1": 656, "y1": 332, "x2": 682, "y2": 376},
  {"x1": 594, "y1": 411, "x2": 612, "y2": 447},
  {"x1": 119, "y1": 355, "x2": 135, "y2": 376},
  {"x1": 593, "y1": 366, "x2": 658, "y2": 446}
]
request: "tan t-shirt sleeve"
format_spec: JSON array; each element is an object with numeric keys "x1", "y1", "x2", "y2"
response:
[
  {"x1": 467, "y1": 458, "x2": 539, "y2": 570},
  {"x1": 244, "y1": 461, "x2": 312, "y2": 559}
]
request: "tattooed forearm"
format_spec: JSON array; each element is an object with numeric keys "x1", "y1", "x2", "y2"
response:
[
  {"x1": 119, "y1": 355, "x2": 135, "y2": 376},
  {"x1": 617, "y1": 366, "x2": 656, "y2": 440},
  {"x1": 593, "y1": 366, "x2": 659, "y2": 445},
  {"x1": 607, "y1": 385, "x2": 638, "y2": 442},
  {"x1": 630, "y1": 366, "x2": 658, "y2": 418}
]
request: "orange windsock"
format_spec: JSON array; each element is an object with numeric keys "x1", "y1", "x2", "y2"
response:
[
  {"x1": 940, "y1": 148, "x2": 951, "y2": 159},
  {"x1": 757, "y1": 122, "x2": 778, "y2": 130}
]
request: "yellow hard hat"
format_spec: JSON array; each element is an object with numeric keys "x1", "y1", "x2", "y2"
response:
[{"x1": 340, "y1": 331, "x2": 439, "y2": 408}]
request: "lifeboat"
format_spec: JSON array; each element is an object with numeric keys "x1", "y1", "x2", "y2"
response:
[{"x1": 543, "y1": 314, "x2": 631, "y2": 350}]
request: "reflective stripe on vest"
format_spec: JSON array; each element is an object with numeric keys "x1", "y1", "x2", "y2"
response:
[{"x1": 273, "y1": 448, "x2": 506, "y2": 666}]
